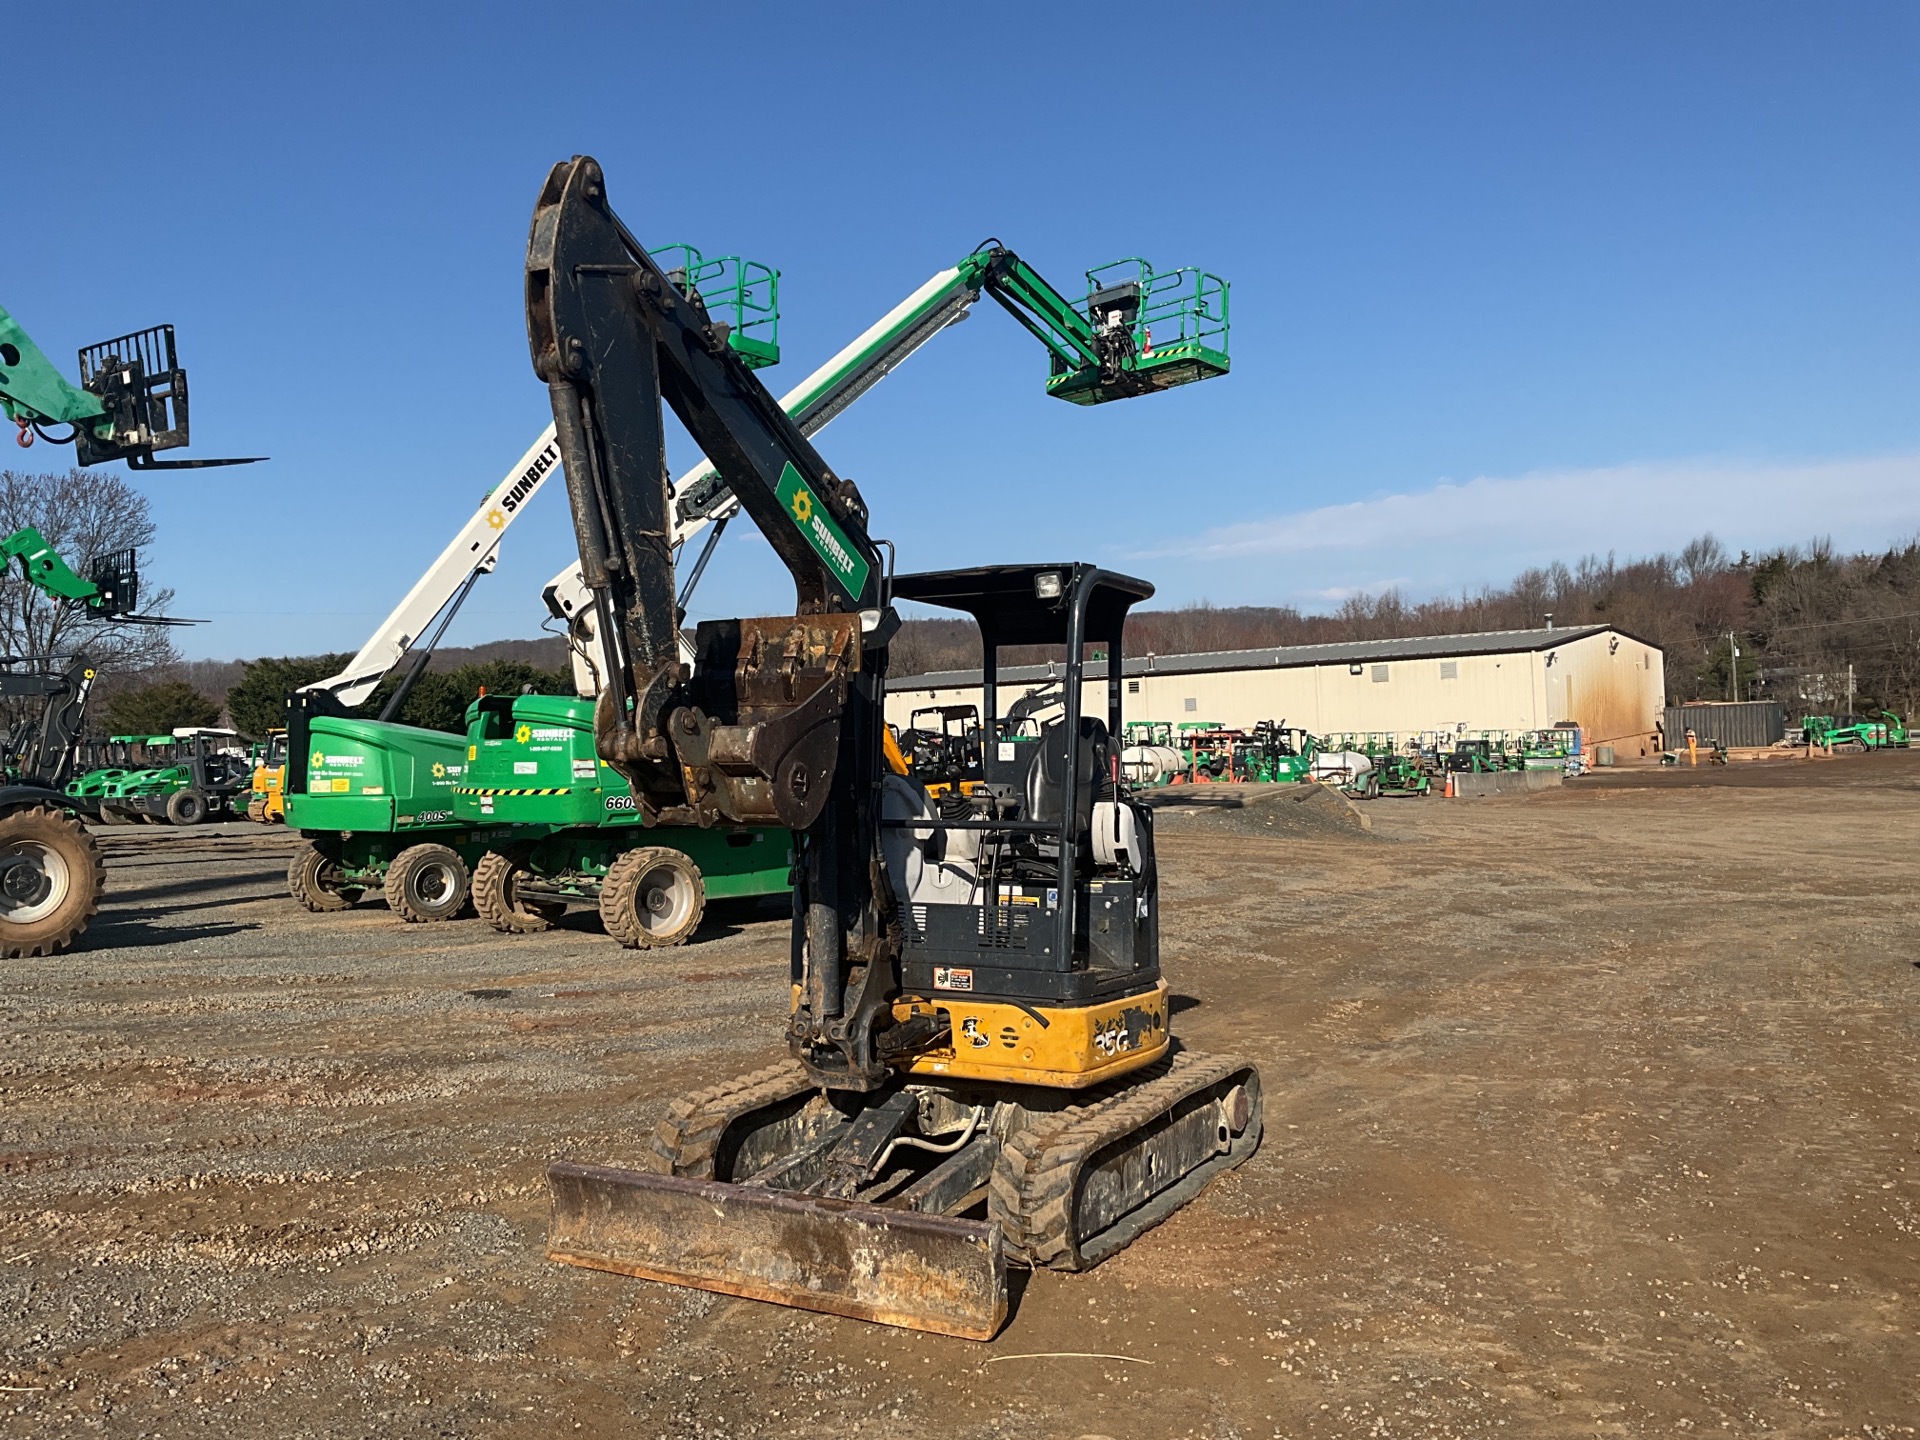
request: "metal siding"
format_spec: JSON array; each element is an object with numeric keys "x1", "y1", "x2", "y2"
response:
[
  {"x1": 883, "y1": 628, "x2": 1666, "y2": 746},
  {"x1": 1662, "y1": 702, "x2": 1785, "y2": 749}
]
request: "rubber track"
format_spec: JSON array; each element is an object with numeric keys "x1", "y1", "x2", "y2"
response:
[
  {"x1": 991, "y1": 1050, "x2": 1257, "y2": 1271},
  {"x1": 648, "y1": 1060, "x2": 815, "y2": 1178}
]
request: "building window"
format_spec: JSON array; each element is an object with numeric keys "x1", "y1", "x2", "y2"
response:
[
  {"x1": 1439, "y1": 661, "x2": 1458, "y2": 680},
  {"x1": 1371, "y1": 664, "x2": 1389, "y2": 683},
  {"x1": 1184, "y1": 697, "x2": 1197, "y2": 712},
  {"x1": 1127, "y1": 680, "x2": 1140, "y2": 694}
]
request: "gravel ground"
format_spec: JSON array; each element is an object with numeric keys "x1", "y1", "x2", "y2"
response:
[{"x1": 2, "y1": 754, "x2": 1916, "y2": 1437}]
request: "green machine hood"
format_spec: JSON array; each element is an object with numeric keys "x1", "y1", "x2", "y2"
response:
[{"x1": 287, "y1": 715, "x2": 468, "y2": 833}]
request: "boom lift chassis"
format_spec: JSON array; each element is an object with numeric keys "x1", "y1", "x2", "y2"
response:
[{"x1": 529, "y1": 156, "x2": 1257, "y2": 1339}]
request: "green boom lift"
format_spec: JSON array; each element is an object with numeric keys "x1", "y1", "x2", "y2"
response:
[
  {"x1": 284, "y1": 238, "x2": 1231, "y2": 940},
  {"x1": 463, "y1": 243, "x2": 1230, "y2": 942}
]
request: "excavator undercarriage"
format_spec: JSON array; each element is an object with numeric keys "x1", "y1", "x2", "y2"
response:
[
  {"x1": 526, "y1": 154, "x2": 1256, "y2": 1337},
  {"x1": 551, "y1": 1051, "x2": 1259, "y2": 1338}
]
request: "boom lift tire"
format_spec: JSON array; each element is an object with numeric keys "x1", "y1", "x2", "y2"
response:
[
  {"x1": 472, "y1": 848, "x2": 566, "y2": 933},
  {"x1": 385, "y1": 843, "x2": 470, "y2": 923},
  {"x1": 165, "y1": 787, "x2": 209, "y2": 826},
  {"x1": 0, "y1": 805, "x2": 103, "y2": 959},
  {"x1": 288, "y1": 842, "x2": 362, "y2": 912},
  {"x1": 600, "y1": 846, "x2": 704, "y2": 949}
]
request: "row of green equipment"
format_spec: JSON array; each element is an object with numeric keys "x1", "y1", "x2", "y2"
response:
[{"x1": 65, "y1": 730, "x2": 253, "y2": 824}]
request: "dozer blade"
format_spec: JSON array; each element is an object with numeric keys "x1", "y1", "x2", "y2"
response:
[{"x1": 547, "y1": 1160, "x2": 1008, "y2": 1340}]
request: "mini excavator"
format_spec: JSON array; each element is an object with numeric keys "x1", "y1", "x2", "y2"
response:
[{"x1": 530, "y1": 156, "x2": 1258, "y2": 1339}]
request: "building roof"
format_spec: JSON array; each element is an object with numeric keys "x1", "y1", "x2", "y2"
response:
[{"x1": 892, "y1": 624, "x2": 1641, "y2": 691}]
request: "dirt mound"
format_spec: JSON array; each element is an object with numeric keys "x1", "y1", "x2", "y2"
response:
[{"x1": 1141, "y1": 781, "x2": 1374, "y2": 839}]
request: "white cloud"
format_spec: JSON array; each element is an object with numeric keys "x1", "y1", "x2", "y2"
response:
[
  {"x1": 1305, "y1": 578, "x2": 1413, "y2": 602},
  {"x1": 1138, "y1": 452, "x2": 1920, "y2": 565}
]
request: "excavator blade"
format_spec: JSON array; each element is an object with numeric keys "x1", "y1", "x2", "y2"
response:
[{"x1": 546, "y1": 1161, "x2": 1008, "y2": 1340}]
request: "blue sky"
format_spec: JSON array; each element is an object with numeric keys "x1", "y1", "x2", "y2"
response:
[{"x1": 8, "y1": 3, "x2": 1918, "y2": 659}]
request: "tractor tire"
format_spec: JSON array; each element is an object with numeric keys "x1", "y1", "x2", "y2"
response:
[
  {"x1": 599, "y1": 846, "x2": 705, "y2": 950},
  {"x1": 96, "y1": 806, "x2": 130, "y2": 826},
  {"x1": 288, "y1": 842, "x2": 362, "y2": 913},
  {"x1": 0, "y1": 806, "x2": 104, "y2": 959},
  {"x1": 385, "y1": 843, "x2": 470, "y2": 923},
  {"x1": 165, "y1": 788, "x2": 209, "y2": 826},
  {"x1": 472, "y1": 849, "x2": 566, "y2": 934},
  {"x1": 246, "y1": 797, "x2": 269, "y2": 824}
]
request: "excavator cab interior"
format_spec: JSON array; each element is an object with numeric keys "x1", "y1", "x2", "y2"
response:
[{"x1": 885, "y1": 564, "x2": 1158, "y2": 1004}]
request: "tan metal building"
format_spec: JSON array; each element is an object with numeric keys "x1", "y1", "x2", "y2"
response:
[{"x1": 887, "y1": 625, "x2": 1667, "y2": 756}]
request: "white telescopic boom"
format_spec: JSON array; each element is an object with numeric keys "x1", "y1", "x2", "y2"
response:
[{"x1": 299, "y1": 429, "x2": 563, "y2": 707}]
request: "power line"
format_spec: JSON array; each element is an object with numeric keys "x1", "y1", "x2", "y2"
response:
[{"x1": 1756, "y1": 607, "x2": 1920, "y2": 636}]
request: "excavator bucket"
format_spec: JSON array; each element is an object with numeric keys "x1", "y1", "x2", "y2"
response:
[{"x1": 547, "y1": 1161, "x2": 1008, "y2": 1340}]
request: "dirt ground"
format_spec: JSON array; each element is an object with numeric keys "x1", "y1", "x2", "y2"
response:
[{"x1": 3, "y1": 753, "x2": 1915, "y2": 1438}]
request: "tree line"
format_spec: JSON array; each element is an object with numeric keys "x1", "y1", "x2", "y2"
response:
[
  {"x1": 4, "y1": 462, "x2": 1911, "y2": 736},
  {"x1": 890, "y1": 534, "x2": 1920, "y2": 720}
]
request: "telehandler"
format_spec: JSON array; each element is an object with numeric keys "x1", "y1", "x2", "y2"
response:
[
  {"x1": 526, "y1": 155, "x2": 1257, "y2": 1339},
  {"x1": 0, "y1": 302, "x2": 252, "y2": 955}
]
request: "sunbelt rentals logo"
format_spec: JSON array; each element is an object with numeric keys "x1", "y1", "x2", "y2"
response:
[
  {"x1": 774, "y1": 462, "x2": 869, "y2": 600},
  {"x1": 515, "y1": 723, "x2": 532, "y2": 744}
]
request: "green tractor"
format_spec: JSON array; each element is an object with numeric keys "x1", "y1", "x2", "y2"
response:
[
  {"x1": 1801, "y1": 712, "x2": 1907, "y2": 752},
  {"x1": 92, "y1": 729, "x2": 251, "y2": 825},
  {"x1": 1234, "y1": 720, "x2": 1317, "y2": 783}
]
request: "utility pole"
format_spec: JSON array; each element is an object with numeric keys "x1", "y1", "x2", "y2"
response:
[
  {"x1": 1727, "y1": 631, "x2": 1740, "y2": 702},
  {"x1": 1847, "y1": 661, "x2": 1855, "y2": 716}
]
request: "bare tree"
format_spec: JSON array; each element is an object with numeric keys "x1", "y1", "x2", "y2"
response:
[
  {"x1": 0, "y1": 466, "x2": 180, "y2": 683},
  {"x1": 1677, "y1": 533, "x2": 1729, "y2": 587}
]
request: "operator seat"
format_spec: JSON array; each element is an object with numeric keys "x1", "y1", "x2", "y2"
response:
[{"x1": 1023, "y1": 717, "x2": 1112, "y2": 838}]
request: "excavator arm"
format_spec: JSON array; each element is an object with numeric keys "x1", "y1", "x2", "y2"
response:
[{"x1": 529, "y1": 156, "x2": 898, "y2": 1085}]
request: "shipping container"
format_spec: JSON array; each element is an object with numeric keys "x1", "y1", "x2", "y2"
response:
[{"x1": 1662, "y1": 701, "x2": 1785, "y2": 750}]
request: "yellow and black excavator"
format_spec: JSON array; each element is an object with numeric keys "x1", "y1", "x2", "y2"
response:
[{"x1": 530, "y1": 156, "x2": 1259, "y2": 1339}]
